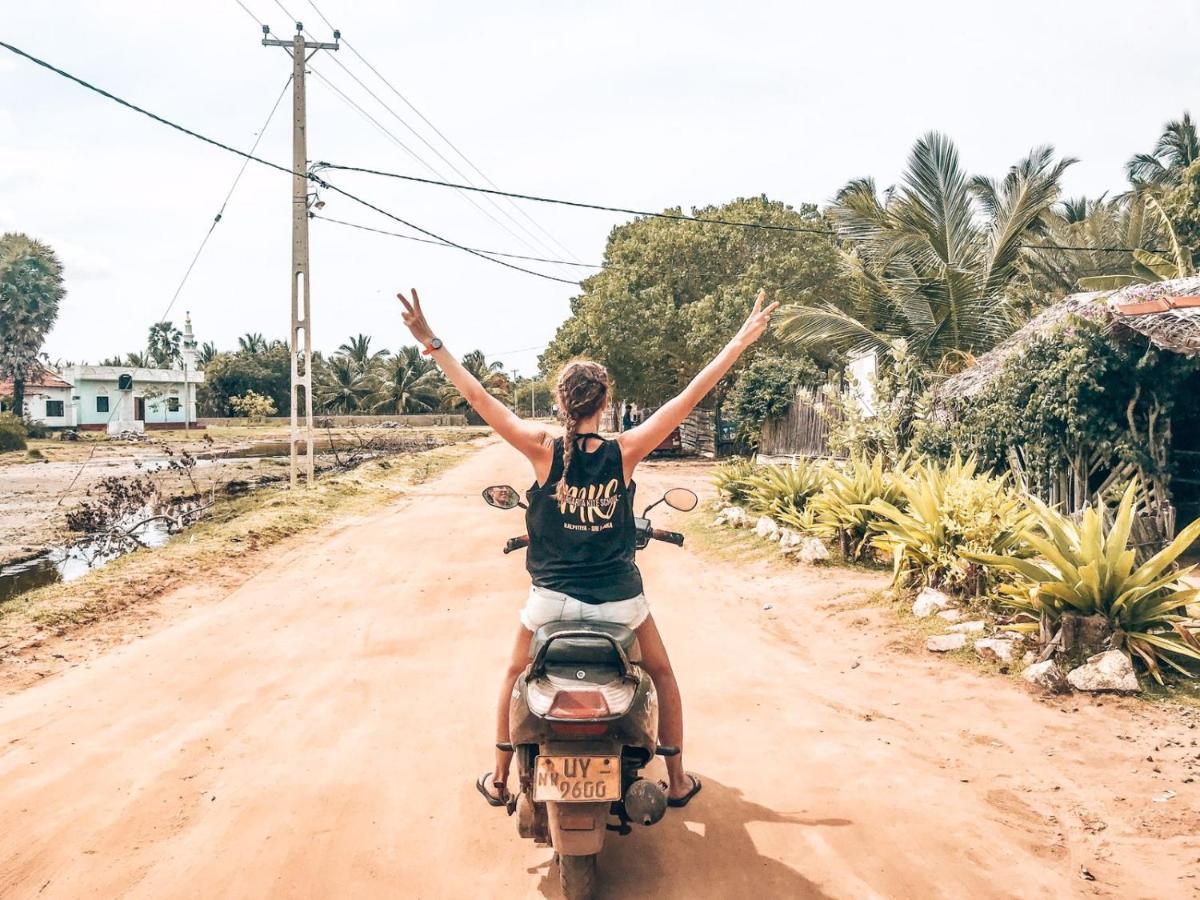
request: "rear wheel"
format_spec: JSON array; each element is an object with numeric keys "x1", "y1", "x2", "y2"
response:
[{"x1": 559, "y1": 853, "x2": 597, "y2": 900}]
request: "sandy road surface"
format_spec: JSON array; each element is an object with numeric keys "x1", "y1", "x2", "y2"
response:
[{"x1": 2, "y1": 442, "x2": 1199, "y2": 899}]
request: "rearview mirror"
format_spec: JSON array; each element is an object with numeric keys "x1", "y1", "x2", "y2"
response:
[
  {"x1": 482, "y1": 485, "x2": 523, "y2": 510},
  {"x1": 664, "y1": 488, "x2": 698, "y2": 512}
]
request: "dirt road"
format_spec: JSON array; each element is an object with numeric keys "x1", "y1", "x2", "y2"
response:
[{"x1": 2, "y1": 441, "x2": 1198, "y2": 899}]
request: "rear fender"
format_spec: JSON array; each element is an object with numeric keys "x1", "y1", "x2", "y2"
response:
[{"x1": 546, "y1": 801, "x2": 609, "y2": 856}]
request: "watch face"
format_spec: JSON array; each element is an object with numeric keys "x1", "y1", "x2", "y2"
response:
[{"x1": 430, "y1": 338, "x2": 443, "y2": 350}]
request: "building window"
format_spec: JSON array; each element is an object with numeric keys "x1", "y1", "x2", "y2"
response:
[
  {"x1": 96, "y1": 396, "x2": 110, "y2": 413},
  {"x1": 46, "y1": 400, "x2": 65, "y2": 417},
  {"x1": 168, "y1": 397, "x2": 181, "y2": 412}
]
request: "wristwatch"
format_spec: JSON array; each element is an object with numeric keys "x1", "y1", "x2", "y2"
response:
[{"x1": 422, "y1": 337, "x2": 443, "y2": 356}]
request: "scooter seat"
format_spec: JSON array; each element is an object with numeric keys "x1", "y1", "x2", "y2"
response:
[{"x1": 531, "y1": 621, "x2": 638, "y2": 667}]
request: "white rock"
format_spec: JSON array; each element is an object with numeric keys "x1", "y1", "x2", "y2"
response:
[
  {"x1": 754, "y1": 516, "x2": 779, "y2": 539},
  {"x1": 717, "y1": 506, "x2": 751, "y2": 528},
  {"x1": 975, "y1": 638, "x2": 1018, "y2": 663},
  {"x1": 947, "y1": 620, "x2": 986, "y2": 635},
  {"x1": 936, "y1": 609, "x2": 964, "y2": 623},
  {"x1": 778, "y1": 529, "x2": 802, "y2": 549},
  {"x1": 797, "y1": 537, "x2": 830, "y2": 565},
  {"x1": 927, "y1": 634, "x2": 967, "y2": 652},
  {"x1": 1022, "y1": 660, "x2": 1069, "y2": 693},
  {"x1": 1067, "y1": 650, "x2": 1140, "y2": 693},
  {"x1": 912, "y1": 587, "x2": 954, "y2": 618}
]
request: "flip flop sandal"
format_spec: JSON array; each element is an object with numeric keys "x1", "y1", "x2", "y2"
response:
[
  {"x1": 476, "y1": 772, "x2": 510, "y2": 808},
  {"x1": 660, "y1": 774, "x2": 703, "y2": 808}
]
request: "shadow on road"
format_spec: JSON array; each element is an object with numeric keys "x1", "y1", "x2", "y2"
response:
[{"x1": 532, "y1": 775, "x2": 843, "y2": 898}]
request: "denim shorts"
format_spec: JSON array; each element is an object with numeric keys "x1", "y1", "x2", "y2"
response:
[{"x1": 520, "y1": 584, "x2": 650, "y2": 632}]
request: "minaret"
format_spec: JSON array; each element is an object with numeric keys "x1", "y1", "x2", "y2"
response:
[{"x1": 181, "y1": 311, "x2": 198, "y2": 372}]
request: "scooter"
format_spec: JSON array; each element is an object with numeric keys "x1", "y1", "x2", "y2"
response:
[{"x1": 481, "y1": 483, "x2": 698, "y2": 900}]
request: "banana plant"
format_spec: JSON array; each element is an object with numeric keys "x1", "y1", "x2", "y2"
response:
[{"x1": 964, "y1": 481, "x2": 1200, "y2": 683}]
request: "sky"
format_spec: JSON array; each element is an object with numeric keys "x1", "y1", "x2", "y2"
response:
[{"x1": 2, "y1": 0, "x2": 1197, "y2": 378}]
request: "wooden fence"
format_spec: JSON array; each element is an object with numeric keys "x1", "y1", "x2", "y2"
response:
[{"x1": 758, "y1": 388, "x2": 845, "y2": 460}]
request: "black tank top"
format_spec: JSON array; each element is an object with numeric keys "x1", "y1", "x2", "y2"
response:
[{"x1": 525, "y1": 434, "x2": 644, "y2": 604}]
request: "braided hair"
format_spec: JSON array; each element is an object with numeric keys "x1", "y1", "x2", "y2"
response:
[{"x1": 554, "y1": 360, "x2": 611, "y2": 504}]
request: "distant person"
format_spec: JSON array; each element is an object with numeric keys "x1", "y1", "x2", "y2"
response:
[
  {"x1": 395, "y1": 286, "x2": 777, "y2": 809},
  {"x1": 621, "y1": 403, "x2": 633, "y2": 432}
]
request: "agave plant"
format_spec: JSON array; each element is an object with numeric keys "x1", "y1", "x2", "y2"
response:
[
  {"x1": 964, "y1": 481, "x2": 1200, "y2": 683},
  {"x1": 869, "y1": 454, "x2": 1035, "y2": 593},
  {"x1": 712, "y1": 457, "x2": 758, "y2": 505},
  {"x1": 743, "y1": 460, "x2": 824, "y2": 523},
  {"x1": 807, "y1": 454, "x2": 906, "y2": 560}
]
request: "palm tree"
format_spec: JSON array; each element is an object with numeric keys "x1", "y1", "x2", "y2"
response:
[
  {"x1": 125, "y1": 351, "x2": 150, "y2": 367},
  {"x1": 1020, "y1": 192, "x2": 1170, "y2": 293},
  {"x1": 338, "y1": 334, "x2": 389, "y2": 374},
  {"x1": 1126, "y1": 112, "x2": 1199, "y2": 189},
  {"x1": 0, "y1": 233, "x2": 65, "y2": 416},
  {"x1": 99, "y1": 355, "x2": 126, "y2": 366},
  {"x1": 197, "y1": 341, "x2": 218, "y2": 367},
  {"x1": 369, "y1": 346, "x2": 443, "y2": 413},
  {"x1": 146, "y1": 321, "x2": 182, "y2": 367},
  {"x1": 440, "y1": 349, "x2": 510, "y2": 411},
  {"x1": 317, "y1": 355, "x2": 374, "y2": 413},
  {"x1": 777, "y1": 133, "x2": 1074, "y2": 368},
  {"x1": 238, "y1": 332, "x2": 267, "y2": 353}
]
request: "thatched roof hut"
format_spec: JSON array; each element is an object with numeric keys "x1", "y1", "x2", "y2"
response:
[{"x1": 934, "y1": 275, "x2": 1200, "y2": 402}]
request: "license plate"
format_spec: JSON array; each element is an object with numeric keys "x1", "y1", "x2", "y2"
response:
[{"x1": 534, "y1": 756, "x2": 619, "y2": 803}]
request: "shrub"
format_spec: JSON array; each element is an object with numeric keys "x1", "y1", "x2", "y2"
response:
[
  {"x1": 726, "y1": 353, "x2": 824, "y2": 447},
  {"x1": 712, "y1": 457, "x2": 758, "y2": 505},
  {"x1": 869, "y1": 454, "x2": 1034, "y2": 594},
  {"x1": 743, "y1": 460, "x2": 824, "y2": 523},
  {"x1": 965, "y1": 481, "x2": 1200, "y2": 683},
  {"x1": 0, "y1": 413, "x2": 28, "y2": 452},
  {"x1": 229, "y1": 389, "x2": 277, "y2": 421},
  {"x1": 807, "y1": 454, "x2": 906, "y2": 560}
]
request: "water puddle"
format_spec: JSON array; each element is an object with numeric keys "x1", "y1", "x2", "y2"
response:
[{"x1": 0, "y1": 513, "x2": 174, "y2": 604}]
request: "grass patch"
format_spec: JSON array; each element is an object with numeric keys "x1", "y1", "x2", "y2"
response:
[{"x1": 0, "y1": 440, "x2": 480, "y2": 640}]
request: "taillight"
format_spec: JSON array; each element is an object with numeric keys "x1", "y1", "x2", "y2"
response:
[
  {"x1": 548, "y1": 690, "x2": 610, "y2": 719},
  {"x1": 550, "y1": 722, "x2": 609, "y2": 737}
]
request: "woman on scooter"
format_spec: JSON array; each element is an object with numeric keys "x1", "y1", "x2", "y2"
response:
[{"x1": 396, "y1": 287, "x2": 778, "y2": 808}]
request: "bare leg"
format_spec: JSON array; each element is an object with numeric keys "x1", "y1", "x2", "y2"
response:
[
  {"x1": 635, "y1": 614, "x2": 690, "y2": 799},
  {"x1": 492, "y1": 623, "x2": 533, "y2": 792}
]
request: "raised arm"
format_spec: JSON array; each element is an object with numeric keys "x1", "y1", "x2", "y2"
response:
[
  {"x1": 618, "y1": 290, "x2": 778, "y2": 479},
  {"x1": 397, "y1": 289, "x2": 551, "y2": 465}
]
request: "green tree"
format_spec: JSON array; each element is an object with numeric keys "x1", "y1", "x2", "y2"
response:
[
  {"x1": 441, "y1": 349, "x2": 509, "y2": 411},
  {"x1": 200, "y1": 344, "x2": 291, "y2": 416},
  {"x1": 147, "y1": 321, "x2": 182, "y2": 367},
  {"x1": 229, "y1": 389, "x2": 277, "y2": 421},
  {"x1": 513, "y1": 374, "x2": 554, "y2": 417},
  {"x1": 197, "y1": 341, "x2": 218, "y2": 368},
  {"x1": 778, "y1": 134, "x2": 1074, "y2": 368},
  {"x1": 1126, "y1": 111, "x2": 1199, "y2": 189},
  {"x1": 725, "y1": 352, "x2": 824, "y2": 443},
  {"x1": 542, "y1": 196, "x2": 848, "y2": 405},
  {"x1": 338, "y1": 334, "x2": 388, "y2": 374},
  {"x1": 238, "y1": 332, "x2": 267, "y2": 353},
  {"x1": 317, "y1": 355, "x2": 374, "y2": 413},
  {"x1": 0, "y1": 233, "x2": 65, "y2": 416},
  {"x1": 125, "y1": 351, "x2": 150, "y2": 367},
  {"x1": 1161, "y1": 158, "x2": 1200, "y2": 266},
  {"x1": 370, "y1": 346, "x2": 443, "y2": 413}
]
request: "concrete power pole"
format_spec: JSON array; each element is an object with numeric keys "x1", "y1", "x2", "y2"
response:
[{"x1": 262, "y1": 22, "x2": 339, "y2": 488}]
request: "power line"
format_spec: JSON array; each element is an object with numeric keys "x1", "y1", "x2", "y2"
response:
[
  {"x1": 316, "y1": 162, "x2": 842, "y2": 236},
  {"x1": 266, "y1": 0, "x2": 579, "y2": 274},
  {"x1": 0, "y1": 38, "x2": 577, "y2": 286},
  {"x1": 153, "y1": 74, "x2": 294, "y2": 329},
  {"x1": 310, "y1": 212, "x2": 602, "y2": 268},
  {"x1": 301, "y1": 0, "x2": 585, "y2": 264}
]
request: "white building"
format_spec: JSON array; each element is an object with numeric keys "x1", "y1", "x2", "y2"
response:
[
  {"x1": 0, "y1": 371, "x2": 74, "y2": 426},
  {"x1": 8, "y1": 314, "x2": 205, "y2": 432}
]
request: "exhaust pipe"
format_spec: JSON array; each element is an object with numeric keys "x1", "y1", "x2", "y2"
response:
[{"x1": 624, "y1": 778, "x2": 667, "y2": 826}]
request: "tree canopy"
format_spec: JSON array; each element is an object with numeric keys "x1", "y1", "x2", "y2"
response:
[
  {"x1": 0, "y1": 233, "x2": 65, "y2": 416},
  {"x1": 540, "y1": 196, "x2": 848, "y2": 405}
]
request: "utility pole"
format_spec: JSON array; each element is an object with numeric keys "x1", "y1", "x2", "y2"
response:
[{"x1": 262, "y1": 21, "x2": 339, "y2": 488}]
